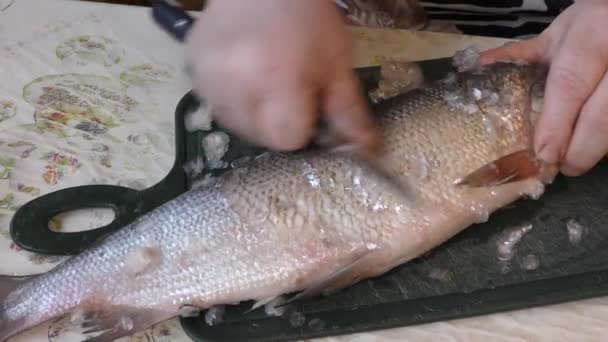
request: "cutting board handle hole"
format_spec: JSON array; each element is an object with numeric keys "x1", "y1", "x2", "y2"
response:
[{"x1": 48, "y1": 208, "x2": 116, "y2": 233}]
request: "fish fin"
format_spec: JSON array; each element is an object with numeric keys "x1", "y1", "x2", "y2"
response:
[
  {"x1": 263, "y1": 296, "x2": 287, "y2": 317},
  {"x1": 48, "y1": 307, "x2": 170, "y2": 342},
  {"x1": 0, "y1": 274, "x2": 37, "y2": 341},
  {"x1": 47, "y1": 310, "x2": 125, "y2": 342},
  {"x1": 282, "y1": 248, "x2": 378, "y2": 306},
  {"x1": 454, "y1": 149, "x2": 540, "y2": 188},
  {"x1": 246, "y1": 297, "x2": 277, "y2": 313}
]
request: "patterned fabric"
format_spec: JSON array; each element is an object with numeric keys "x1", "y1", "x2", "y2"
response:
[
  {"x1": 0, "y1": 8, "x2": 191, "y2": 341},
  {"x1": 340, "y1": 0, "x2": 576, "y2": 38},
  {"x1": 422, "y1": 0, "x2": 574, "y2": 38}
]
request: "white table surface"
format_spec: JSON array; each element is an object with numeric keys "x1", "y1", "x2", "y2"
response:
[{"x1": 1, "y1": 1, "x2": 606, "y2": 341}]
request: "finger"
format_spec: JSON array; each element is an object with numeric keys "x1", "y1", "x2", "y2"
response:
[
  {"x1": 478, "y1": 37, "x2": 548, "y2": 65},
  {"x1": 534, "y1": 33, "x2": 608, "y2": 164},
  {"x1": 255, "y1": 85, "x2": 319, "y2": 151},
  {"x1": 322, "y1": 68, "x2": 379, "y2": 155},
  {"x1": 560, "y1": 71, "x2": 608, "y2": 176}
]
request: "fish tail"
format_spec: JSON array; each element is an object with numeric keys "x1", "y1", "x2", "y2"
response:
[
  {"x1": 0, "y1": 274, "x2": 35, "y2": 341},
  {"x1": 48, "y1": 307, "x2": 173, "y2": 342}
]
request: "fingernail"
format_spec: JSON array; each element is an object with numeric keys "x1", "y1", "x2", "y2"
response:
[
  {"x1": 560, "y1": 163, "x2": 584, "y2": 177},
  {"x1": 535, "y1": 141, "x2": 563, "y2": 164}
]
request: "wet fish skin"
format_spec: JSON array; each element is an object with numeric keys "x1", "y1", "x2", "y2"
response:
[{"x1": 0, "y1": 62, "x2": 554, "y2": 341}]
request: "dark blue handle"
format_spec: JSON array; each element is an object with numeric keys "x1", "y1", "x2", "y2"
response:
[{"x1": 151, "y1": 0, "x2": 195, "y2": 42}]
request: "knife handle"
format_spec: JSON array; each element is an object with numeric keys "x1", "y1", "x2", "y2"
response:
[{"x1": 151, "y1": 0, "x2": 195, "y2": 42}]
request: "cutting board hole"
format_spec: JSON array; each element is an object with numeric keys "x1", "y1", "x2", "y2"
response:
[{"x1": 48, "y1": 208, "x2": 116, "y2": 233}]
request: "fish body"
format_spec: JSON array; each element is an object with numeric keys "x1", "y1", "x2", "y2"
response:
[{"x1": 0, "y1": 62, "x2": 553, "y2": 341}]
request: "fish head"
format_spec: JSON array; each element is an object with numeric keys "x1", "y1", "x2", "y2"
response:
[
  {"x1": 372, "y1": 60, "x2": 555, "y2": 191},
  {"x1": 446, "y1": 61, "x2": 549, "y2": 133},
  {"x1": 444, "y1": 62, "x2": 557, "y2": 187}
]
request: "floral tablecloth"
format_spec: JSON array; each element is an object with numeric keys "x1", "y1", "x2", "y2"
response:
[
  {"x1": 3, "y1": 1, "x2": 607, "y2": 342},
  {"x1": 1, "y1": 0, "x2": 192, "y2": 340}
]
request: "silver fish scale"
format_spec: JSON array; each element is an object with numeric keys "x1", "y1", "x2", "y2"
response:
[{"x1": 2, "y1": 63, "x2": 549, "y2": 340}]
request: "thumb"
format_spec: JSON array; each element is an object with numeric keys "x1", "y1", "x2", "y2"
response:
[
  {"x1": 322, "y1": 69, "x2": 380, "y2": 155},
  {"x1": 478, "y1": 36, "x2": 548, "y2": 65}
]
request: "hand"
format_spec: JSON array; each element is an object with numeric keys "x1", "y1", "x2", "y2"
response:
[
  {"x1": 186, "y1": 0, "x2": 378, "y2": 152},
  {"x1": 479, "y1": 0, "x2": 608, "y2": 176}
]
